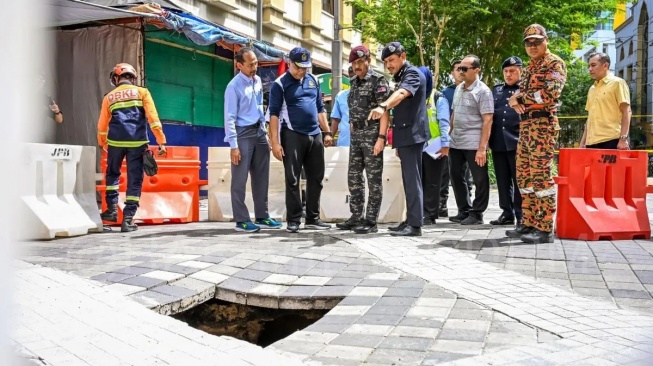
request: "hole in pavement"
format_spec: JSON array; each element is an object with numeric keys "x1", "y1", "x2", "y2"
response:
[{"x1": 172, "y1": 299, "x2": 328, "y2": 347}]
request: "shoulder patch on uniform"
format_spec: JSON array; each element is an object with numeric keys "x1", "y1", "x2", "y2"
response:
[{"x1": 375, "y1": 85, "x2": 387, "y2": 93}]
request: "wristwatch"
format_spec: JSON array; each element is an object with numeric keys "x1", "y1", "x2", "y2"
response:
[
  {"x1": 619, "y1": 135, "x2": 628, "y2": 141},
  {"x1": 378, "y1": 104, "x2": 388, "y2": 111},
  {"x1": 378, "y1": 134, "x2": 387, "y2": 140},
  {"x1": 323, "y1": 131, "x2": 333, "y2": 137}
]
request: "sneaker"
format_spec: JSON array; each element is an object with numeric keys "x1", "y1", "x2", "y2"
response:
[
  {"x1": 304, "y1": 219, "x2": 332, "y2": 230},
  {"x1": 255, "y1": 217, "x2": 282, "y2": 229},
  {"x1": 235, "y1": 221, "x2": 261, "y2": 233},
  {"x1": 336, "y1": 216, "x2": 360, "y2": 230},
  {"x1": 287, "y1": 221, "x2": 300, "y2": 233}
]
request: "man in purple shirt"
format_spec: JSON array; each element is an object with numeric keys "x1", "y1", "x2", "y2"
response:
[{"x1": 224, "y1": 47, "x2": 282, "y2": 233}]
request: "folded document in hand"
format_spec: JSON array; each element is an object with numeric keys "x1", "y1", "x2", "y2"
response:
[{"x1": 423, "y1": 137, "x2": 442, "y2": 160}]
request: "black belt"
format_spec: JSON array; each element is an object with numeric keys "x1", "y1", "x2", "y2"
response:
[
  {"x1": 351, "y1": 119, "x2": 380, "y2": 130},
  {"x1": 243, "y1": 121, "x2": 264, "y2": 129},
  {"x1": 521, "y1": 111, "x2": 556, "y2": 119}
]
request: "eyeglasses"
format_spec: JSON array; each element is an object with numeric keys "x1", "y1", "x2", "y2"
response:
[
  {"x1": 457, "y1": 66, "x2": 478, "y2": 73},
  {"x1": 523, "y1": 39, "x2": 545, "y2": 47}
]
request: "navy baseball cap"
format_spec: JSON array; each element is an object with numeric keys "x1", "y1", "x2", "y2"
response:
[
  {"x1": 289, "y1": 47, "x2": 312, "y2": 68},
  {"x1": 502, "y1": 56, "x2": 523, "y2": 69},
  {"x1": 381, "y1": 42, "x2": 405, "y2": 61}
]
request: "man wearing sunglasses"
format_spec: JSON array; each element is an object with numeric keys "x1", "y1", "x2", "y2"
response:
[
  {"x1": 507, "y1": 24, "x2": 567, "y2": 244},
  {"x1": 448, "y1": 55, "x2": 494, "y2": 226}
]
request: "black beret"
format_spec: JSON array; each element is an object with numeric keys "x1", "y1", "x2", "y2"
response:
[{"x1": 381, "y1": 42, "x2": 405, "y2": 61}]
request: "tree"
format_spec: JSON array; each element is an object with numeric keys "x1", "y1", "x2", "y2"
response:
[
  {"x1": 557, "y1": 60, "x2": 593, "y2": 147},
  {"x1": 350, "y1": 0, "x2": 620, "y2": 89}
]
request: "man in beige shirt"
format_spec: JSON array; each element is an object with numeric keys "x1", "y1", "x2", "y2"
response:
[{"x1": 580, "y1": 52, "x2": 631, "y2": 150}]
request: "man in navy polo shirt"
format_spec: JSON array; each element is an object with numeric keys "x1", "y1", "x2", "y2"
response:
[
  {"x1": 268, "y1": 47, "x2": 334, "y2": 233},
  {"x1": 369, "y1": 42, "x2": 429, "y2": 236}
]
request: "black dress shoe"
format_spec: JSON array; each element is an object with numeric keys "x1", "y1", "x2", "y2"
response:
[
  {"x1": 423, "y1": 217, "x2": 436, "y2": 226},
  {"x1": 353, "y1": 221, "x2": 378, "y2": 234},
  {"x1": 388, "y1": 221, "x2": 408, "y2": 232},
  {"x1": 521, "y1": 229, "x2": 554, "y2": 244},
  {"x1": 438, "y1": 207, "x2": 448, "y2": 218},
  {"x1": 461, "y1": 215, "x2": 483, "y2": 225},
  {"x1": 449, "y1": 212, "x2": 469, "y2": 223},
  {"x1": 390, "y1": 225, "x2": 422, "y2": 236},
  {"x1": 490, "y1": 215, "x2": 515, "y2": 226},
  {"x1": 506, "y1": 224, "x2": 533, "y2": 238}
]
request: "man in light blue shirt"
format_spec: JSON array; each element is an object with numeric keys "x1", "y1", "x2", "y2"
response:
[
  {"x1": 224, "y1": 47, "x2": 281, "y2": 232},
  {"x1": 329, "y1": 67, "x2": 353, "y2": 147},
  {"x1": 418, "y1": 66, "x2": 451, "y2": 225}
]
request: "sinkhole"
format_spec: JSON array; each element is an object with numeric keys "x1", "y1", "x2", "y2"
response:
[{"x1": 172, "y1": 299, "x2": 329, "y2": 347}]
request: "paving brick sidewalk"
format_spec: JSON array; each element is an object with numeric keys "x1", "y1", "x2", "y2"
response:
[
  {"x1": 12, "y1": 261, "x2": 308, "y2": 366},
  {"x1": 13, "y1": 192, "x2": 653, "y2": 365}
]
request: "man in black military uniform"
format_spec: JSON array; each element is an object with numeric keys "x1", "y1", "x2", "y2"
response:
[
  {"x1": 336, "y1": 45, "x2": 391, "y2": 234},
  {"x1": 369, "y1": 42, "x2": 429, "y2": 236},
  {"x1": 490, "y1": 56, "x2": 523, "y2": 227}
]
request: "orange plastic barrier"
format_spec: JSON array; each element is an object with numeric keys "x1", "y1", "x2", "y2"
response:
[
  {"x1": 98, "y1": 146, "x2": 206, "y2": 225},
  {"x1": 555, "y1": 148, "x2": 650, "y2": 240}
]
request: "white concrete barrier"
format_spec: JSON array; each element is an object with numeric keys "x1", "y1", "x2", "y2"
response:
[
  {"x1": 319, "y1": 147, "x2": 405, "y2": 223},
  {"x1": 207, "y1": 146, "x2": 406, "y2": 224},
  {"x1": 378, "y1": 148, "x2": 406, "y2": 223},
  {"x1": 319, "y1": 147, "x2": 350, "y2": 222},
  {"x1": 20, "y1": 144, "x2": 102, "y2": 239},
  {"x1": 207, "y1": 147, "x2": 286, "y2": 221}
]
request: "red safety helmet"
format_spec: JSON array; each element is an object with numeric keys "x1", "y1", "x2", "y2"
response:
[{"x1": 109, "y1": 63, "x2": 137, "y2": 86}]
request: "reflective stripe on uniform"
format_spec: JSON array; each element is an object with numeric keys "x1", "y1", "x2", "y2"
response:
[
  {"x1": 519, "y1": 187, "x2": 535, "y2": 194},
  {"x1": 109, "y1": 100, "x2": 143, "y2": 112},
  {"x1": 149, "y1": 121, "x2": 163, "y2": 129},
  {"x1": 106, "y1": 185, "x2": 119, "y2": 191},
  {"x1": 98, "y1": 132, "x2": 108, "y2": 135},
  {"x1": 107, "y1": 139, "x2": 149, "y2": 148},
  {"x1": 535, "y1": 187, "x2": 556, "y2": 198},
  {"x1": 126, "y1": 196, "x2": 140, "y2": 202}
]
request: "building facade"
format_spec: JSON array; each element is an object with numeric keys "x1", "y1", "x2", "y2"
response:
[
  {"x1": 614, "y1": 1, "x2": 652, "y2": 146},
  {"x1": 174, "y1": 0, "x2": 382, "y2": 73},
  {"x1": 573, "y1": 12, "x2": 616, "y2": 72}
]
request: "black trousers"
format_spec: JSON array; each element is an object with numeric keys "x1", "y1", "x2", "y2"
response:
[
  {"x1": 398, "y1": 143, "x2": 425, "y2": 227},
  {"x1": 422, "y1": 152, "x2": 445, "y2": 220},
  {"x1": 281, "y1": 129, "x2": 324, "y2": 223},
  {"x1": 491, "y1": 150, "x2": 522, "y2": 221},
  {"x1": 587, "y1": 138, "x2": 619, "y2": 149},
  {"x1": 449, "y1": 148, "x2": 489, "y2": 217},
  {"x1": 440, "y1": 156, "x2": 473, "y2": 205},
  {"x1": 105, "y1": 144, "x2": 146, "y2": 217}
]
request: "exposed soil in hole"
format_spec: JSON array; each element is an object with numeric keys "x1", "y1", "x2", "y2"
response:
[{"x1": 172, "y1": 299, "x2": 329, "y2": 347}]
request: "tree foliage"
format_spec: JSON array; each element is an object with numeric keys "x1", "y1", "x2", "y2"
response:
[
  {"x1": 349, "y1": 0, "x2": 619, "y2": 89},
  {"x1": 557, "y1": 60, "x2": 593, "y2": 147}
]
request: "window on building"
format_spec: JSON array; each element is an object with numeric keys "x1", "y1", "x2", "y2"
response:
[
  {"x1": 620, "y1": 47, "x2": 625, "y2": 61},
  {"x1": 322, "y1": 0, "x2": 334, "y2": 15},
  {"x1": 618, "y1": 69, "x2": 624, "y2": 79},
  {"x1": 629, "y1": 40, "x2": 634, "y2": 55},
  {"x1": 626, "y1": 65, "x2": 633, "y2": 83}
]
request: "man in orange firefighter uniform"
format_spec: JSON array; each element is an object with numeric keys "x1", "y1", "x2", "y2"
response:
[{"x1": 98, "y1": 63, "x2": 167, "y2": 232}]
